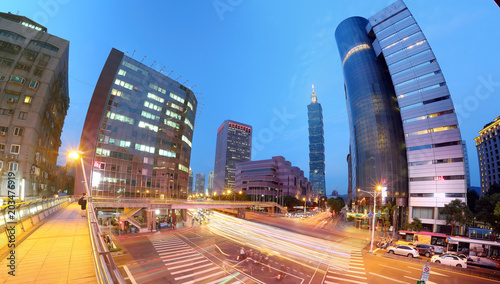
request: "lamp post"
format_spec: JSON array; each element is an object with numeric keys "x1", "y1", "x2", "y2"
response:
[
  {"x1": 68, "y1": 151, "x2": 90, "y2": 197},
  {"x1": 357, "y1": 186, "x2": 383, "y2": 254},
  {"x1": 303, "y1": 197, "x2": 306, "y2": 214}
]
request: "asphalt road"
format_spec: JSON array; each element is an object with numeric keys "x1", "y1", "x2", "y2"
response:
[{"x1": 111, "y1": 211, "x2": 500, "y2": 284}]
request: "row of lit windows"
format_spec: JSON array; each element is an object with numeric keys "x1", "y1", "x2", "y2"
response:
[
  {"x1": 149, "y1": 83, "x2": 167, "y2": 95},
  {"x1": 170, "y1": 93, "x2": 184, "y2": 104},
  {"x1": 385, "y1": 39, "x2": 427, "y2": 60},
  {"x1": 166, "y1": 109, "x2": 182, "y2": 120},
  {"x1": 403, "y1": 109, "x2": 454, "y2": 124},
  {"x1": 96, "y1": 148, "x2": 111, "y2": 157},
  {"x1": 393, "y1": 59, "x2": 434, "y2": 79},
  {"x1": 410, "y1": 175, "x2": 464, "y2": 182},
  {"x1": 187, "y1": 102, "x2": 193, "y2": 111},
  {"x1": 397, "y1": 83, "x2": 442, "y2": 100},
  {"x1": 178, "y1": 164, "x2": 189, "y2": 173},
  {"x1": 400, "y1": 95, "x2": 450, "y2": 111},
  {"x1": 141, "y1": 110, "x2": 160, "y2": 121},
  {"x1": 135, "y1": 143, "x2": 155, "y2": 154},
  {"x1": 148, "y1": 92, "x2": 164, "y2": 103},
  {"x1": 122, "y1": 61, "x2": 149, "y2": 76},
  {"x1": 144, "y1": 101, "x2": 162, "y2": 112},
  {"x1": 342, "y1": 44, "x2": 370, "y2": 66},
  {"x1": 409, "y1": 157, "x2": 463, "y2": 167},
  {"x1": 0, "y1": 161, "x2": 19, "y2": 171},
  {"x1": 407, "y1": 140, "x2": 461, "y2": 151},
  {"x1": 169, "y1": 102, "x2": 182, "y2": 111},
  {"x1": 405, "y1": 125, "x2": 457, "y2": 137},
  {"x1": 115, "y1": 79, "x2": 133, "y2": 90},
  {"x1": 382, "y1": 29, "x2": 419, "y2": 51},
  {"x1": 159, "y1": 149, "x2": 176, "y2": 158},
  {"x1": 9, "y1": 75, "x2": 40, "y2": 90},
  {"x1": 107, "y1": 111, "x2": 134, "y2": 125},
  {"x1": 184, "y1": 118, "x2": 193, "y2": 130},
  {"x1": 165, "y1": 120, "x2": 180, "y2": 130},
  {"x1": 394, "y1": 69, "x2": 439, "y2": 88},
  {"x1": 138, "y1": 121, "x2": 158, "y2": 132},
  {"x1": 182, "y1": 135, "x2": 192, "y2": 147}
]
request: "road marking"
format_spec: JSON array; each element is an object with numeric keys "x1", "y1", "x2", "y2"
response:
[
  {"x1": 373, "y1": 248, "x2": 381, "y2": 254},
  {"x1": 369, "y1": 272, "x2": 407, "y2": 283},
  {"x1": 123, "y1": 265, "x2": 137, "y2": 284},
  {"x1": 205, "y1": 275, "x2": 235, "y2": 284},
  {"x1": 160, "y1": 251, "x2": 198, "y2": 258},
  {"x1": 328, "y1": 272, "x2": 367, "y2": 280},
  {"x1": 378, "y1": 264, "x2": 400, "y2": 270},
  {"x1": 159, "y1": 249, "x2": 196, "y2": 256},
  {"x1": 174, "y1": 266, "x2": 219, "y2": 280},
  {"x1": 349, "y1": 266, "x2": 365, "y2": 270},
  {"x1": 163, "y1": 256, "x2": 204, "y2": 265},
  {"x1": 182, "y1": 270, "x2": 224, "y2": 284},
  {"x1": 407, "y1": 266, "x2": 447, "y2": 276},
  {"x1": 325, "y1": 275, "x2": 367, "y2": 284},
  {"x1": 153, "y1": 243, "x2": 190, "y2": 248},
  {"x1": 171, "y1": 262, "x2": 213, "y2": 275},
  {"x1": 169, "y1": 259, "x2": 210, "y2": 270},
  {"x1": 155, "y1": 247, "x2": 192, "y2": 253},
  {"x1": 349, "y1": 259, "x2": 364, "y2": 263},
  {"x1": 404, "y1": 275, "x2": 437, "y2": 284},
  {"x1": 348, "y1": 270, "x2": 366, "y2": 275}
]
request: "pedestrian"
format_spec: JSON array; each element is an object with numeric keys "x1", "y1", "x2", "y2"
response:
[
  {"x1": 191, "y1": 217, "x2": 195, "y2": 227},
  {"x1": 78, "y1": 193, "x2": 87, "y2": 217},
  {"x1": 246, "y1": 259, "x2": 254, "y2": 276}
]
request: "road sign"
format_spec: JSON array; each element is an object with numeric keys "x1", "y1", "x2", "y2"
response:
[
  {"x1": 368, "y1": 212, "x2": 373, "y2": 218},
  {"x1": 421, "y1": 262, "x2": 431, "y2": 282}
]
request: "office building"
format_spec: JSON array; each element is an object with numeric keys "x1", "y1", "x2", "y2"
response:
[
  {"x1": 336, "y1": 0, "x2": 467, "y2": 232},
  {"x1": 235, "y1": 156, "x2": 316, "y2": 202},
  {"x1": 462, "y1": 140, "x2": 471, "y2": 190},
  {"x1": 475, "y1": 116, "x2": 500, "y2": 194},
  {"x1": 195, "y1": 173, "x2": 205, "y2": 195},
  {"x1": 208, "y1": 170, "x2": 214, "y2": 193},
  {"x1": 188, "y1": 169, "x2": 194, "y2": 193},
  {"x1": 75, "y1": 48, "x2": 197, "y2": 199},
  {"x1": 0, "y1": 12, "x2": 69, "y2": 198},
  {"x1": 307, "y1": 85, "x2": 326, "y2": 196},
  {"x1": 213, "y1": 120, "x2": 252, "y2": 194}
]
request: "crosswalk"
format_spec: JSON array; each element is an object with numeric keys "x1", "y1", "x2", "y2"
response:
[
  {"x1": 149, "y1": 235, "x2": 251, "y2": 284},
  {"x1": 323, "y1": 249, "x2": 368, "y2": 284}
]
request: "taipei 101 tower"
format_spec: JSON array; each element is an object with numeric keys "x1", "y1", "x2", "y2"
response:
[{"x1": 307, "y1": 85, "x2": 326, "y2": 196}]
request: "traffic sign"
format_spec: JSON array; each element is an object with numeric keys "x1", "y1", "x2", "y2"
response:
[
  {"x1": 421, "y1": 262, "x2": 431, "y2": 282},
  {"x1": 368, "y1": 212, "x2": 373, "y2": 218}
]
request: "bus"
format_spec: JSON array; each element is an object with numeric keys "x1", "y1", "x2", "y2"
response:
[
  {"x1": 446, "y1": 236, "x2": 500, "y2": 268},
  {"x1": 397, "y1": 231, "x2": 447, "y2": 254}
]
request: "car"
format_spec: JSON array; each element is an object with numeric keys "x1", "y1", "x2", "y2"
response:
[
  {"x1": 415, "y1": 244, "x2": 435, "y2": 258},
  {"x1": 431, "y1": 254, "x2": 467, "y2": 268},
  {"x1": 387, "y1": 245, "x2": 419, "y2": 258}
]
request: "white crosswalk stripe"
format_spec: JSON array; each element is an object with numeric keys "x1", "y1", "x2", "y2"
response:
[
  {"x1": 148, "y1": 235, "x2": 249, "y2": 283},
  {"x1": 323, "y1": 248, "x2": 367, "y2": 284}
]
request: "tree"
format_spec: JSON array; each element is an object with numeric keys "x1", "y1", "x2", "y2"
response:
[
  {"x1": 476, "y1": 193, "x2": 500, "y2": 232},
  {"x1": 283, "y1": 196, "x2": 302, "y2": 210},
  {"x1": 381, "y1": 203, "x2": 397, "y2": 237},
  {"x1": 327, "y1": 197, "x2": 345, "y2": 214},
  {"x1": 439, "y1": 199, "x2": 472, "y2": 236},
  {"x1": 409, "y1": 217, "x2": 423, "y2": 232},
  {"x1": 488, "y1": 183, "x2": 500, "y2": 195},
  {"x1": 467, "y1": 188, "x2": 480, "y2": 214}
]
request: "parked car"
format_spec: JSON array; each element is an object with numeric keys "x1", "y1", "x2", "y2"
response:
[
  {"x1": 387, "y1": 245, "x2": 419, "y2": 258},
  {"x1": 431, "y1": 254, "x2": 467, "y2": 268},
  {"x1": 415, "y1": 244, "x2": 434, "y2": 258}
]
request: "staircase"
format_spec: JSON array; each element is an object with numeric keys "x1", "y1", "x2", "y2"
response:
[{"x1": 121, "y1": 207, "x2": 148, "y2": 233}]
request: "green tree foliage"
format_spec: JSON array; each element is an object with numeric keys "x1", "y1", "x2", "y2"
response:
[
  {"x1": 467, "y1": 189, "x2": 480, "y2": 214},
  {"x1": 439, "y1": 199, "x2": 472, "y2": 236},
  {"x1": 283, "y1": 196, "x2": 303, "y2": 209},
  {"x1": 409, "y1": 217, "x2": 423, "y2": 232},
  {"x1": 327, "y1": 197, "x2": 345, "y2": 214},
  {"x1": 381, "y1": 203, "x2": 397, "y2": 237},
  {"x1": 476, "y1": 193, "x2": 500, "y2": 232}
]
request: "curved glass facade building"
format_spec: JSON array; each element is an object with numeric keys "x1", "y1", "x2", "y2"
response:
[
  {"x1": 336, "y1": 16, "x2": 408, "y2": 207},
  {"x1": 336, "y1": 0, "x2": 467, "y2": 232}
]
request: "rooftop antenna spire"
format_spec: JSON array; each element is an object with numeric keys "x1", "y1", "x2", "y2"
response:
[
  {"x1": 160, "y1": 66, "x2": 166, "y2": 73},
  {"x1": 150, "y1": 60, "x2": 156, "y2": 68},
  {"x1": 131, "y1": 50, "x2": 136, "y2": 58},
  {"x1": 141, "y1": 55, "x2": 146, "y2": 63},
  {"x1": 311, "y1": 84, "x2": 317, "y2": 104}
]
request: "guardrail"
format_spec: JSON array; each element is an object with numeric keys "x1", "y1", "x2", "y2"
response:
[
  {"x1": 87, "y1": 202, "x2": 124, "y2": 284},
  {"x1": 0, "y1": 196, "x2": 69, "y2": 250}
]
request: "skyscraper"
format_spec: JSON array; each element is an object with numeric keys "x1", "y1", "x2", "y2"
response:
[
  {"x1": 188, "y1": 169, "x2": 194, "y2": 193},
  {"x1": 475, "y1": 116, "x2": 500, "y2": 194},
  {"x1": 336, "y1": 0, "x2": 467, "y2": 232},
  {"x1": 195, "y1": 173, "x2": 205, "y2": 195},
  {"x1": 208, "y1": 170, "x2": 214, "y2": 193},
  {"x1": 213, "y1": 120, "x2": 252, "y2": 194},
  {"x1": 75, "y1": 48, "x2": 197, "y2": 199},
  {"x1": 0, "y1": 12, "x2": 69, "y2": 198},
  {"x1": 307, "y1": 85, "x2": 326, "y2": 196}
]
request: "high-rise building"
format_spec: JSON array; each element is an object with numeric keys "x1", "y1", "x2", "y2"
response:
[
  {"x1": 213, "y1": 120, "x2": 252, "y2": 194},
  {"x1": 475, "y1": 116, "x2": 500, "y2": 194},
  {"x1": 75, "y1": 48, "x2": 197, "y2": 199},
  {"x1": 307, "y1": 85, "x2": 326, "y2": 197},
  {"x1": 188, "y1": 169, "x2": 194, "y2": 193},
  {"x1": 235, "y1": 156, "x2": 315, "y2": 201},
  {"x1": 0, "y1": 12, "x2": 69, "y2": 198},
  {"x1": 336, "y1": 0, "x2": 467, "y2": 232},
  {"x1": 208, "y1": 170, "x2": 214, "y2": 193},
  {"x1": 195, "y1": 173, "x2": 205, "y2": 195},
  {"x1": 462, "y1": 140, "x2": 471, "y2": 190}
]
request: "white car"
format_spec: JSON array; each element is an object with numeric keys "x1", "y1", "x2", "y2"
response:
[
  {"x1": 387, "y1": 245, "x2": 419, "y2": 258},
  {"x1": 431, "y1": 254, "x2": 467, "y2": 268}
]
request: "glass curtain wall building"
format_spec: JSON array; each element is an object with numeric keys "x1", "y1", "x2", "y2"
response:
[
  {"x1": 195, "y1": 173, "x2": 205, "y2": 195},
  {"x1": 213, "y1": 120, "x2": 252, "y2": 194},
  {"x1": 336, "y1": 0, "x2": 467, "y2": 232},
  {"x1": 75, "y1": 48, "x2": 197, "y2": 199},
  {"x1": 307, "y1": 86, "x2": 326, "y2": 197}
]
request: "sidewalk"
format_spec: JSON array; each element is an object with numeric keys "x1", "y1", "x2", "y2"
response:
[{"x1": 0, "y1": 203, "x2": 96, "y2": 284}]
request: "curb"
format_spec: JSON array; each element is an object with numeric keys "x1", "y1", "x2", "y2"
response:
[{"x1": 383, "y1": 252, "x2": 500, "y2": 281}]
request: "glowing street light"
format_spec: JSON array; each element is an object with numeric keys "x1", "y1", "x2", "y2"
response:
[
  {"x1": 68, "y1": 150, "x2": 90, "y2": 197},
  {"x1": 357, "y1": 186, "x2": 384, "y2": 254},
  {"x1": 303, "y1": 197, "x2": 306, "y2": 214}
]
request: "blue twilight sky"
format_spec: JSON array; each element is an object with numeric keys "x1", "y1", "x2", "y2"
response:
[{"x1": 4, "y1": 1, "x2": 499, "y2": 195}]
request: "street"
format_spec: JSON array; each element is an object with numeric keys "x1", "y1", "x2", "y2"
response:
[{"x1": 112, "y1": 211, "x2": 500, "y2": 284}]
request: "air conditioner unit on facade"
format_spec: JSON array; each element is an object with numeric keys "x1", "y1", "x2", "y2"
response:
[{"x1": 0, "y1": 131, "x2": 5, "y2": 135}]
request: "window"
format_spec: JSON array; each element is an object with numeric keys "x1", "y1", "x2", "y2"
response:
[
  {"x1": 13, "y1": 127, "x2": 23, "y2": 136},
  {"x1": 147, "y1": 92, "x2": 164, "y2": 103},
  {"x1": 0, "y1": 161, "x2": 3, "y2": 170},
  {"x1": 114, "y1": 79, "x2": 133, "y2": 90},
  {"x1": 24, "y1": 96, "x2": 33, "y2": 104},
  {"x1": 0, "y1": 143, "x2": 5, "y2": 151},
  {"x1": 0, "y1": 56, "x2": 13, "y2": 67},
  {"x1": 170, "y1": 93, "x2": 185, "y2": 104},
  {"x1": 0, "y1": 126, "x2": 8, "y2": 134},
  {"x1": 412, "y1": 207, "x2": 434, "y2": 219},
  {"x1": 10, "y1": 144, "x2": 20, "y2": 154},
  {"x1": 28, "y1": 80, "x2": 40, "y2": 90},
  {"x1": 22, "y1": 49, "x2": 38, "y2": 61},
  {"x1": 118, "y1": 69, "x2": 127, "y2": 76},
  {"x1": 8, "y1": 162, "x2": 18, "y2": 171},
  {"x1": 15, "y1": 62, "x2": 32, "y2": 72},
  {"x1": 9, "y1": 75, "x2": 26, "y2": 85},
  {"x1": 38, "y1": 54, "x2": 50, "y2": 67},
  {"x1": 18, "y1": 111, "x2": 28, "y2": 120},
  {"x1": 34, "y1": 67, "x2": 44, "y2": 77},
  {"x1": 29, "y1": 40, "x2": 59, "y2": 52},
  {"x1": 0, "y1": 40, "x2": 21, "y2": 55},
  {"x1": 0, "y1": 29, "x2": 26, "y2": 41}
]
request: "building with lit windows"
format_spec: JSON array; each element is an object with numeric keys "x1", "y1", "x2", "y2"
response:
[
  {"x1": 195, "y1": 173, "x2": 205, "y2": 195},
  {"x1": 475, "y1": 116, "x2": 500, "y2": 194},
  {"x1": 307, "y1": 85, "x2": 326, "y2": 197},
  {"x1": 213, "y1": 120, "x2": 252, "y2": 194},
  {"x1": 208, "y1": 170, "x2": 214, "y2": 193},
  {"x1": 0, "y1": 12, "x2": 69, "y2": 198},
  {"x1": 188, "y1": 169, "x2": 194, "y2": 193},
  {"x1": 336, "y1": 0, "x2": 467, "y2": 232},
  {"x1": 75, "y1": 48, "x2": 197, "y2": 199},
  {"x1": 235, "y1": 156, "x2": 315, "y2": 202}
]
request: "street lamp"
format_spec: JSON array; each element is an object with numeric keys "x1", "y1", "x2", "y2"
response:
[
  {"x1": 357, "y1": 186, "x2": 384, "y2": 254},
  {"x1": 302, "y1": 197, "x2": 306, "y2": 214},
  {"x1": 68, "y1": 151, "x2": 90, "y2": 197}
]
